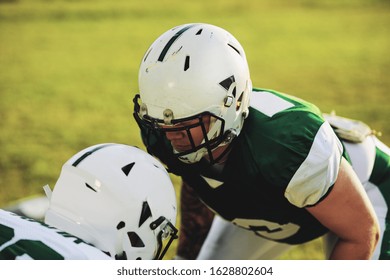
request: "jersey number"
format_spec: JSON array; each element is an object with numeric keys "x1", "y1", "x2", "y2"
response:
[
  {"x1": 232, "y1": 218, "x2": 300, "y2": 240},
  {"x1": 0, "y1": 224, "x2": 64, "y2": 260}
]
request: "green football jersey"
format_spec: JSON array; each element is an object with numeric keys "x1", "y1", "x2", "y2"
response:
[
  {"x1": 0, "y1": 209, "x2": 110, "y2": 260},
  {"x1": 139, "y1": 88, "x2": 344, "y2": 244}
]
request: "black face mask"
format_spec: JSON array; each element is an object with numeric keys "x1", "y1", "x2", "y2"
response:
[
  {"x1": 133, "y1": 94, "x2": 229, "y2": 164},
  {"x1": 113, "y1": 216, "x2": 178, "y2": 260},
  {"x1": 150, "y1": 216, "x2": 178, "y2": 260}
]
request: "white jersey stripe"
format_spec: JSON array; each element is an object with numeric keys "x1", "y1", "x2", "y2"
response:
[
  {"x1": 250, "y1": 91, "x2": 294, "y2": 117},
  {"x1": 284, "y1": 122, "x2": 343, "y2": 207}
]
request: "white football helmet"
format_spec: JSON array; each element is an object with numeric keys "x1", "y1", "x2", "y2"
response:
[
  {"x1": 134, "y1": 23, "x2": 252, "y2": 164},
  {"x1": 44, "y1": 143, "x2": 178, "y2": 260}
]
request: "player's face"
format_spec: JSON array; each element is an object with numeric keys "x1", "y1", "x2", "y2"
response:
[{"x1": 163, "y1": 115, "x2": 211, "y2": 152}]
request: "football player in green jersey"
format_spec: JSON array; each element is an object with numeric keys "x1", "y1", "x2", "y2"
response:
[
  {"x1": 1, "y1": 144, "x2": 178, "y2": 260},
  {"x1": 132, "y1": 23, "x2": 390, "y2": 259}
]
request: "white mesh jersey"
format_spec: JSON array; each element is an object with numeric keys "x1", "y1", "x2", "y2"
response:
[{"x1": 0, "y1": 209, "x2": 111, "y2": 260}]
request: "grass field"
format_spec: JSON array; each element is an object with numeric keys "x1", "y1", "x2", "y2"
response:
[{"x1": 1, "y1": 0, "x2": 389, "y2": 260}]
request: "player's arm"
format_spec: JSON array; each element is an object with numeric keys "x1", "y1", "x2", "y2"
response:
[
  {"x1": 306, "y1": 157, "x2": 380, "y2": 259},
  {"x1": 176, "y1": 180, "x2": 215, "y2": 259}
]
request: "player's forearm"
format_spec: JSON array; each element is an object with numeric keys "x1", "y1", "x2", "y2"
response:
[
  {"x1": 176, "y1": 180, "x2": 214, "y2": 259},
  {"x1": 329, "y1": 231, "x2": 379, "y2": 260}
]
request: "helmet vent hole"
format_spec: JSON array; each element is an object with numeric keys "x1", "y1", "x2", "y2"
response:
[
  {"x1": 117, "y1": 221, "x2": 126, "y2": 230},
  {"x1": 196, "y1": 28, "x2": 203, "y2": 35},
  {"x1": 219, "y1": 75, "x2": 235, "y2": 92},
  {"x1": 139, "y1": 201, "x2": 152, "y2": 227},
  {"x1": 227, "y1": 43, "x2": 241, "y2": 55},
  {"x1": 184, "y1": 56, "x2": 190, "y2": 71},
  {"x1": 122, "y1": 162, "x2": 135, "y2": 176},
  {"x1": 128, "y1": 232, "x2": 145, "y2": 248},
  {"x1": 115, "y1": 251, "x2": 128, "y2": 260},
  {"x1": 232, "y1": 86, "x2": 236, "y2": 98}
]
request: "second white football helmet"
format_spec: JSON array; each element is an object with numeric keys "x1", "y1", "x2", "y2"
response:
[{"x1": 44, "y1": 143, "x2": 177, "y2": 260}]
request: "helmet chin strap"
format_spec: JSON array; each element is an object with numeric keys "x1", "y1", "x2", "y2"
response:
[
  {"x1": 177, "y1": 150, "x2": 204, "y2": 163},
  {"x1": 212, "y1": 136, "x2": 235, "y2": 163}
]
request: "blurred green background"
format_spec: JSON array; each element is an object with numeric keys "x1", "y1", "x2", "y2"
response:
[{"x1": 1, "y1": 0, "x2": 389, "y2": 259}]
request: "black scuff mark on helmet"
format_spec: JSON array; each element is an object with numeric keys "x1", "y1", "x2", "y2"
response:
[
  {"x1": 128, "y1": 232, "x2": 145, "y2": 248},
  {"x1": 85, "y1": 183, "x2": 97, "y2": 192},
  {"x1": 219, "y1": 75, "x2": 236, "y2": 97},
  {"x1": 227, "y1": 43, "x2": 241, "y2": 55},
  {"x1": 184, "y1": 56, "x2": 190, "y2": 71},
  {"x1": 158, "y1": 24, "x2": 198, "y2": 62},
  {"x1": 122, "y1": 162, "x2": 135, "y2": 176},
  {"x1": 139, "y1": 201, "x2": 152, "y2": 227},
  {"x1": 171, "y1": 46, "x2": 183, "y2": 56}
]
